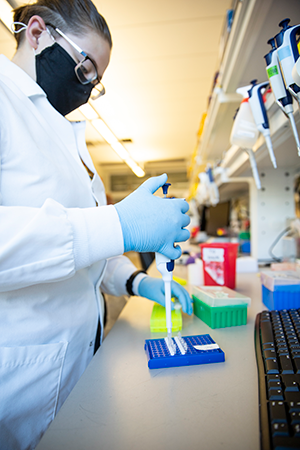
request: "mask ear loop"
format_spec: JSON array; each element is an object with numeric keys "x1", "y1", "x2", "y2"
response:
[
  {"x1": 11, "y1": 22, "x2": 28, "y2": 33},
  {"x1": 46, "y1": 26, "x2": 55, "y2": 42}
]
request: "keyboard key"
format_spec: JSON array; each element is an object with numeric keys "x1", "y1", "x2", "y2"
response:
[
  {"x1": 272, "y1": 436, "x2": 300, "y2": 448},
  {"x1": 269, "y1": 389, "x2": 284, "y2": 401},
  {"x1": 271, "y1": 422, "x2": 289, "y2": 437},
  {"x1": 285, "y1": 392, "x2": 300, "y2": 403},
  {"x1": 289, "y1": 338, "x2": 300, "y2": 346},
  {"x1": 261, "y1": 320, "x2": 275, "y2": 345},
  {"x1": 269, "y1": 401, "x2": 287, "y2": 423},
  {"x1": 268, "y1": 374, "x2": 281, "y2": 383},
  {"x1": 263, "y1": 342, "x2": 275, "y2": 350},
  {"x1": 282, "y1": 375, "x2": 299, "y2": 392},
  {"x1": 288, "y1": 401, "x2": 300, "y2": 412},
  {"x1": 291, "y1": 412, "x2": 300, "y2": 424},
  {"x1": 277, "y1": 342, "x2": 288, "y2": 348},
  {"x1": 292, "y1": 424, "x2": 300, "y2": 437},
  {"x1": 265, "y1": 358, "x2": 279, "y2": 374},
  {"x1": 269, "y1": 381, "x2": 282, "y2": 389},
  {"x1": 264, "y1": 349, "x2": 277, "y2": 359},
  {"x1": 278, "y1": 348, "x2": 290, "y2": 356},
  {"x1": 294, "y1": 359, "x2": 300, "y2": 374},
  {"x1": 280, "y1": 355, "x2": 295, "y2": 374}
]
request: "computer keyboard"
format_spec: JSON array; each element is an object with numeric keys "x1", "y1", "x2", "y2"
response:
[{"x1": 255, "y1": 309, "x2": 300, "y2": 450}]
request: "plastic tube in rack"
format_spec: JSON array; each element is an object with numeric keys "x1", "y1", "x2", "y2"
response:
[
  {"x1": 164, "y1": 337, "x2": 176, "y2": 356},
  {"x1": 174, "y1": 336, "x2": 186, "y2": 355}
]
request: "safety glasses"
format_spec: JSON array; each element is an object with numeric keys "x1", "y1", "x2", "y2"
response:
[{"x1": 50, "y1": 26, "x2": 105, "y2": 100}]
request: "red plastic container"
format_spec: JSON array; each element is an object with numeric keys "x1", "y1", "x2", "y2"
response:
[{"x1": 200, "y1": 243, "x2": 239, "y2": 289}]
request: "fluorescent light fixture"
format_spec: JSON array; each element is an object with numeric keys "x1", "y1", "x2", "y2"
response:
[
  {"x1": 80, "y1": 104, "x2": 145, "y2": 177},
  {"x1": 79, "y1": 104, "x2": 98, "y2": 121},
  {"x1": 124, "y1": 158, "x2": 145, "y2": 178},
  {"x1": 92, "y1": 118, "x2": 118, "y2": 146},
  {"x1": 0, "y1": 0, "x2": 13, "y2": 32},
  {"x1": 110, "y1": 141, "x2": 130, "y2": 160}
]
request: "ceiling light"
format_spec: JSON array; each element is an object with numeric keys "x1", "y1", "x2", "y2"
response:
[
  {"x1": 92, "y1": 119, "x2": 118, "y2": 146},
  {"x1": 110, "y1": 141, "x2": 130, "y2": 160},
  {"x1": 0, "y1": 0, "x2": 13, "y2": 32},
  {"x1": 79, "y1": 104, "x2": 98, "y2": 121},
  {"x1": 80, "y1": 105, "x2": 145, "y2": 178},
  {"x1": 125, "y1": 158, "x2": 145, "y2": 178}
]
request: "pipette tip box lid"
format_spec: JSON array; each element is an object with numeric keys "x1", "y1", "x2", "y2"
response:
[
  {"x1": 192, "y1": 285, "x2": 251, "y2": 329},
  {"x1": 260, "y1": 271, "x2": 300, "y2": 310},
  {"x1": 145, "y1": 334, "x2": 225, "y2": 369},
  {"x1": 150, "y1": 302, "x2": 182, "y2": 332}
]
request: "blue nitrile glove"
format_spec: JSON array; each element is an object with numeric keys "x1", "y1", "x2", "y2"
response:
[
  {"x1": 138, "y1": 276, "x2": 193, "y2": 315},
  {"x1": 114, "y1": 174, "x2": 190, "y2": 260}
]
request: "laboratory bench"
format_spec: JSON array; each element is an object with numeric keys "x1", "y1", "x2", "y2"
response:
[{"x1": 36, "y1": 269, "x2": 265, "y2": 450}]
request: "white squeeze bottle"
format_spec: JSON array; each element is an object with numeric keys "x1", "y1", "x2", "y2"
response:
[
  {"x1": 230, "y1": 86, "x2": 261, "y2": 189},
  {"x1": 230, "y1": 86, "x2": 259, "y2": 148}
]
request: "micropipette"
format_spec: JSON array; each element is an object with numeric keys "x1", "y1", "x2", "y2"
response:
[
  {"x1": 265, "y1": 37, "x2": 300, "y2": 156},
  {"x1": 275, "y1": 19, "x2": 300, "y2": 105},
  {"x1": 155, "y1": 183, "x2": 176, "y2": 355},
  {"x1": 248, "y1": 80, "x2": 277, "y2": 169}
]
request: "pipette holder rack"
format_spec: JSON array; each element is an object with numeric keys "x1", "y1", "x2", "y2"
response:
[{"x1": 145, "y1": 334, "x2": 225, "y2": 369}]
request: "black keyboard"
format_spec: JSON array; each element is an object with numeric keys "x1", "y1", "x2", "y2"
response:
[{"x1": 255, "y1": 309, "x2": 300, "y2": 450}]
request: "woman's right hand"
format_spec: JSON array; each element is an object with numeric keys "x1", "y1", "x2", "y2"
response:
[{"x1": 114, "y1": 174, "x2": 190, "y2": 260}]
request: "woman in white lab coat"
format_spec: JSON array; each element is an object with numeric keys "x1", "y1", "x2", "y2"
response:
[{"x1": 0, "y1": 1, "x2": 192, "y2": 448}]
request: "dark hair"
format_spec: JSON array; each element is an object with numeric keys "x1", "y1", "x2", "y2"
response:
[{"x1": 13, "y1": 0, "x2": 112, "y2": 48}]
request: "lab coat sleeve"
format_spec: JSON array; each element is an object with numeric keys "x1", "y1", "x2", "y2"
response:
[
  {"x1": 0, "y1": 199, "x2": 124, "y2": 292},
  {"x1": 100, "y1": 255, "x2": 148, "y2": 297}
]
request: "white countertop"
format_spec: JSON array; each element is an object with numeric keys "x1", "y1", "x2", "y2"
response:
[{"x1": 37, "y1": 269, "x2": 265, "y2": 450}]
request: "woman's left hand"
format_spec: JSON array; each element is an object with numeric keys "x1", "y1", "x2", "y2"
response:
[{"x1": 138, "y1": 276, "x2": 193, "y2": 315}]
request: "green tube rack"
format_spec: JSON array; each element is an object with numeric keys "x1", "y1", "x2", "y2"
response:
[
  {"x1": 192, "y1": 285, "x2": 250, "y2": 329},
  {"x1": 192, "y1": 297, "x2": 248, "y2": 329}
]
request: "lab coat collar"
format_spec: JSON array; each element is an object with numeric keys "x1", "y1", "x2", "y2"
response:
[{"x1": 0, "y1": 54, "x2": 46, "y2": 99}]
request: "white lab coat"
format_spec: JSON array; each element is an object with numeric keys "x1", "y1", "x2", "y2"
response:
[{"x1": 0, "y1": 55, "x2": 142, "y2": 450}]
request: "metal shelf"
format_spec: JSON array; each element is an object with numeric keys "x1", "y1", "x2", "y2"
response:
[{"x1": 196, "y1": 0, "x2": 300, "y2": 178}]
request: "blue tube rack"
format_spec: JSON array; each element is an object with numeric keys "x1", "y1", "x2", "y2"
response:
[{"x1": 144, "y1": 334, "x2": 225, "y2": 369}]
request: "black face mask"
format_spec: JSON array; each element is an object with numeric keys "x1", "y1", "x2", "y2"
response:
[{"x1": 36, "y1": 43, "x2": 94, "y2": 116}]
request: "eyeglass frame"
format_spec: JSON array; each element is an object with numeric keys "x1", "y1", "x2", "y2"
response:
[{"x1": 46, "y1": 24, "x2": 106, "y2": 100}]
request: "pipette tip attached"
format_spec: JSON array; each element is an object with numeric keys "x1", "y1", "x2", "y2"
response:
[
  {"x1": 287, "y1": 113, "x2": 300, "y2": 156},
  {"x1": 265, "y1": 135, "x2": 277, "y2": 169}
]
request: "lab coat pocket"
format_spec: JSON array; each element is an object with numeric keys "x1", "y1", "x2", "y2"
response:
[{"x1": 0, "y1": 341, "x2": 68, "y2": 450}]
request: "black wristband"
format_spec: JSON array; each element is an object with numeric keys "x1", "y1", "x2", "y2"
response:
[{"x1": 126, "y1": 270, "x2": 147, "y2": 296}]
